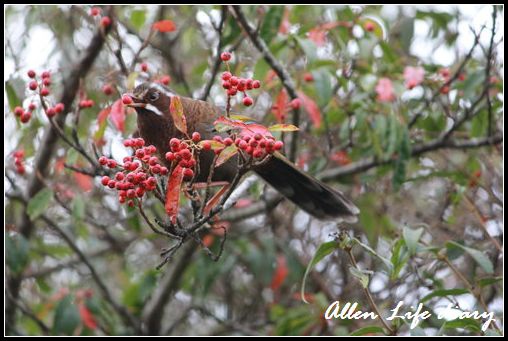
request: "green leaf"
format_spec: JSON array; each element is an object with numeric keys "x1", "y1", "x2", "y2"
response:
[
  {"x1": 420, "y1": 288, "x2": 469, "y2": 303},
  {"x1": 260, "y1": 6, "x2": 284, "y2": 44},
  {"x1": 352, "y1": 237, "x2": 393, "y2": 271},
  {"x1": 126, "y1": 72, "x2": 139, "y2": 91},
  {"x1": 442, "y1": 318, "x2": 482, "y2": 333},
  {"x1": 403, "y1": 225, "x2": 424, "y2": 255},
  {"x1": 6, "y1": 234, "x2": 30, "y2": 274},
  {"x1": 313, "y1": 69, "x2": 333, "y2": 107},
  {"x1": 27, "y1": 188, "x2": 54, "y2": 220},
  {"x1": 52, "y1": 295, "x2": 80, "y2": 335},
  {"x1": 295, "y1": 37, "x2": 317, "y2": 61},
  {"x1": 462, "y1": 70, "x2": 485, "y2": 99},
  {"x1": 392, "y1": 128, "x2": 411, "y2": 191},
  {"x1": 301, "y1": 241, "x2": 338, "y2": 303},
  {"x1": 71, "y1": 195, "x2": 85, "y2": 221},
  {"x1": 130, "y1": 9, "x2": 146, "y2": 31},
  {"x1": 477, "y1": 276, "x2": 502, "y2": 288},
  {"x1": 445, "y1": 241, "x2": 494, "y2": 274},
  {"x1": 390, "y1": 238, "x2": 409, "y2": 280},
  {"x1": 349, "y1": 266, "x2": 371, "y2": 288},
  {"x1": 350, "y1": 326, "x2": 386, "y2": 336},
  {"x1": 5, "y1": 81, "x2": 21, "y2": 112}
]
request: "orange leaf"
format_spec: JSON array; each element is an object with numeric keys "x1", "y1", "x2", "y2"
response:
[
  {"x1": 203, "y1": 184, "x2": 230, "y2": 215},
  {"x1": 298, "y1": 91, "x2": 322, "y2": 128},
  {"x1": 79, "y1": 304, "x2": 97, "y2": 330},
  {"x1": 165, "y1": 166, "x2": 184, "y2": 224},
  {"x1": 169, "y1": 96, "x2": 187, "y2": 135},
  {"x1": 270, "y1": 255, "x2": 289, "y2": 291},
  {"x1": 110, "y1": 99, "x2": 125, "y2": 132},
  {"x1": 152, "y1": 20, "x2": 176, "y2": 33},
  {"x1": 74, "y1": 172, "x2": 93, "y2": 192}
]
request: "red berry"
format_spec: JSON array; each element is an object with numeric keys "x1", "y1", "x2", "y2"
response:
[
  {"x1": 98, "y1": 156, "x2": 108, "y2": 165},
  {"x1": 187, "y1": 159, "x2": 196, "y2": 168},
  {"x1": 40, "y1": 87, "x2": 50, "y2": 96},
  {"x1": 148, "y1": 156, "x2": 158, "y2": 166},
  {"x1": 237, "y1": 80, "x2": 246, "y2": 92},
  {"x1": 42, "y1": 77, "x2": 51, "y2": 86},
  {"x1": 165, "y1": 152, "x2": 175, "y2": 162},
  {"x1": 115, "y1": 172, "x2": 125, "y2": 181},
  {"x1": 223, "y1": 138, "x2": 233, "y2": 146},
  {"x1": 20, "y1": 111, "x2": 31, "y2": 123},
  {"x1": 222, "y1": 72, "x2": 232, "y2": 81},
  {"x1": 147, "y1": 177, "x2": 157, "y2": 186},
  {"x1": 183, "y1": 168, "x2": 194, "y2": 180},
  {"x1": 230, "y1": 76, "x2": 239, "y2": 86},
  {"x1": 135, "y1": 149, "x2": 145, "y2": 158},
  {"x1": 101, "y1": 16, "x2": 112, "y2": 27},
  {"x1": 160, "y1": 167, "x2": 169, "y2": 175},
  {"x1": 107, "y1": 160, "x2": 117, "y2": 168},
  {"x1": 53, "y1": 103, "x2": 64, "y2": 113},
  {"x1": 151, "y1": 164, "x2": 161, "y2": 174},
  {"x1": 254, "y1": 133, "x2": 262, "y2": 141},
  {"x1": 123, "y1": 156, "x2": 133, "y2": 163},
  {"x1": 121, "y1": 94, "x2": 133, "y2": 105},
  {"x1": 13, "y1": 150, "x2": 24, "y2": 159},
  {"x1": 364, "y1": 21, "x2": 375, "y2": 32},
  {"x1": 222, "y1": 81, "x2": 231, "y2": 89},
  {"x1": 440, "y1": 86, "x2": 450, "y2": 95},
  {"x1": 243, "y1": 96, "x2": 253, "y2": 106},
  {"x1": 140, "y1": 62, "x2": 148, "y2": 72},
  {"x1": 29, "y1": 81, "x2": 38, "y2": 91},
  {"x1": 220, "y1": 52, "x2": 231, "y2": 62},
  {"x1": 16, "y1": 165, "x2": 26, "y2": 175},
  {"x1": 290, "y1": 98, "x2": 301, "y2": 110},
  {"x1": 238, "y1": 140, "x2": 248, "y2": 150},
  {"x1": 14, "y1": 106, "x2": 24, "y2": 117},
  {"x1": 249, "y1": 139, "x2": 258, "y2": 147},
  {"x1": 41, "y1": 71, "x2": 51, "y2": 79},
  {"x1": 107, "y1": 180, "x2": 116, "y2": 188},
  {"x1": 123, "y1": 139, "x2": 132, "y2": 147},
  {"x1": 27, "y1": 70, "x2": 36, "y2": 78},
  {"x1": 253, "y1": 149, "x2": 263, "y2": 158},
  {"x1": 46, "y1": 107, "x2": 56, "y2": 117},
  {"x1": 191, "y1": 132, "x2": 201, "y2": 142},
  {"x1": 213, "y1": 135, "x2": 223, "y2": 143},
  {"x1": 86, "y1": 99, "x2": 94, "y2": 107},
  {"x1": 274, "y1": 141, "x2": 284, "y2": 151},
  {"x1": 102, "y1": 84, "x2": 113, "y2": 95},
  {"x1": 28, "y1": 103, "x2": 36, "y2": 111},
  {"x1": 252, "y1": 80, "x2": 261, "y2": 89},
  {"x1": 119, "y1": 196, "x2": 126, "y2": 204},
  {"x1": 160, "y1": 75, "x2": 171, "y2": 85},
  {"x1": 169, "y1": 137, "x2": 180, "y2": 148},
  {"x1": 136, "y1": 138, "x2": 145, "y2": 147},
  {"x1": 304, "y1": 73, "x2": 313, "y2": 82},
  {"x1": 148, "y1": 145, "x2": 156, "y2": 153},
  {"x1": 179, "y1": 149, "x2": 192, "y2": 160},
  {"x1": 127, "y1": 200, "x2": 135, "y2": 207},
  {"x1": 90, "y1": 7, "x2": 101, "y2": 16},
  {"x1": 202, "y1": 141, "x2": 212, "y2": 151},
  {"x1": 101, "y1": 176, "x2": 110, "y2": 186},
  {"x1": 135, "y1": 187, "x2": 145, "y2": 197},
  {"x1": 227, "y1": 88, "x2": 238, "y2": 96},
  {"x1": 127, "y1": 189, "x2": 136, "y2": 198}
]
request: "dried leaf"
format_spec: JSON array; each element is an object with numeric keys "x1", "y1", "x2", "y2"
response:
[
  {"x1": 203, "y1": 184, "x2": 230, "y2": 215},
  {"x1": 169, "y1": 96, "x2": 187, "y2": 135},
  {"x1": 268, "y1": 123, "x2": 299, "y2": 132},
  {"x1": 215, "y1": 145, "x2": 238, "y2": 168}
]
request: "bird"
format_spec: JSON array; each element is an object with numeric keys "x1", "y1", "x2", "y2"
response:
[{"x1": 125, "y1": 82, "x2": 359, "y2": 221}]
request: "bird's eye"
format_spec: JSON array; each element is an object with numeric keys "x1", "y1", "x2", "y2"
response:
[{"x1": 148, "y1": 91, "x2": 160, "y2": 102}]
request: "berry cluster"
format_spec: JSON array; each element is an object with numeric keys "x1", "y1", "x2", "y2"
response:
[
  {"x1": 165, "y1": 134, "x2": 202, "y2": 181},
  {"x1": 99, "y1": 138, "x2": 167, "y2": 207},
  {"x1": 79, "y1": 98, "x2": 95, "y2": 108},
  {"x1": 13, "y1": 150, "x2": 26, "y2": 175},
  {"x1": 220, "y1": 52, "x2": 260, "y2": 107},
  {"x1": 215, "y1": 133, "x2": 283, "y2": 160}
]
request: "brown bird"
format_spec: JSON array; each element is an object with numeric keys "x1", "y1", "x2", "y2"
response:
[{"x1": 126, "y1": 82, "x2": 359, "y2": 221}]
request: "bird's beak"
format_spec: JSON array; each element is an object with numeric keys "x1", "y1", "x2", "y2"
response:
[{"x1": 123, "y1": 93, "x2": 146, "y2": 108}]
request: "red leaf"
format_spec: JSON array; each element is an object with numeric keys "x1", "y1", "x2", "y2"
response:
[
  {"x1": 272, "y1": 89, "x2": 289, "y2": 123},
  {"x1": 74, "y1": 172, "x2": 93, "y2": 192},
  {"x1": 169, "y1": 96, "x2": 187, "y2": 135},
  {"x1": 54, "y1": 157, "x2": 65, "y2": 174},
  {"x1": 298, "y1": 91, "x2": 322, "y2": 128},
  {"x1": 278, "y1": 8, "x2": 290, "y2": 34},
  {"x1": 202, "y1": 234, "x2": 215, "y2": 248},
  {"x1": 152, "y1": 20, "x2": 176, "y2": 33},
  {"x1": 165, "y1": 166, "x2": 184, "y2": 224},
  {"x1": 214, "y1": 116, "x2": 248, "y2": 132},
  {"x1": 97, "y1": 107, "x2": 111, "y2": 126},
  {"x1": 270, "y1": 255, "x2": 289, "y2": 291},
  {"x1": 110, "y1": 99, "x2": 125, "y2": 132},
  {"x1": 330, "y1": 150, "x2": 351, "y2": 166},
  {"x1": 79, "y1": 304, "x2": 97, "y2": 330}
]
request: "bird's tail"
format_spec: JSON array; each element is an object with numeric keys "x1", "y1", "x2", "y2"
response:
[{"x1": 255, "y1": 154, "x2": 359, "y2": 221}]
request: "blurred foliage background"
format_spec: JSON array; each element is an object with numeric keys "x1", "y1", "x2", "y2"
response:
[{"x1": 4, "y1": 5, "x2": 503, "y2": 336}]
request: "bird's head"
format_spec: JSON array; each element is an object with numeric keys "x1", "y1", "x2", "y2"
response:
[{"x1": 125, "y1": 82, "x2": 175, "y2": 117}]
